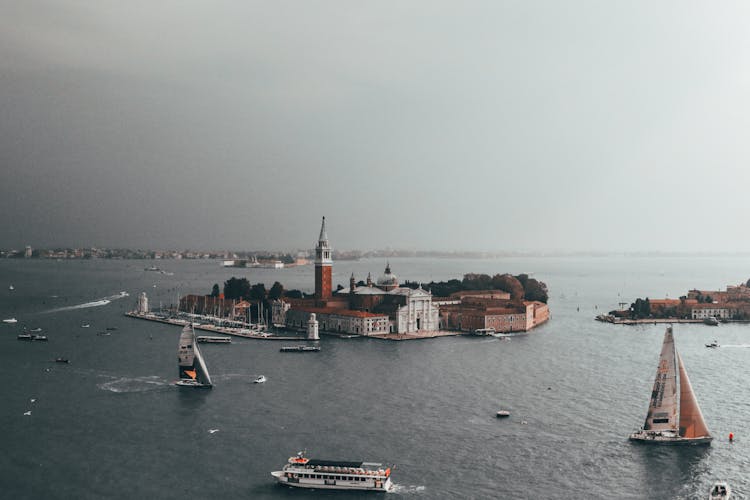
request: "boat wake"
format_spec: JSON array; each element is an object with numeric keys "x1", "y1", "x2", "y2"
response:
[
  {"x1": 388, "y1": 484, "x2": 426, "y2": 495},
  {"x1": 716, "y1": 344, "x2": 750, "y2": 348},
  {"x1": 98, "y1": 375, "x2": 169, "y2": 393},
  {"x1": 42, "y1": 292, "x2": 129, "y2": 313}
]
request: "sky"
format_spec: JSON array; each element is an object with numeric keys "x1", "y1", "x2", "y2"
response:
[{"x1": 1, "y1": 1, "x2": 750, "y2": 252}]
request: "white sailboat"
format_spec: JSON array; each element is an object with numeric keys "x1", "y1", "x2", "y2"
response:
[
  {"x1": 175, "y1": 324, "x2": 213, "y2": 388},
  {"x1": 629, "y1": 326, "x2": 712, "y2": 445}
]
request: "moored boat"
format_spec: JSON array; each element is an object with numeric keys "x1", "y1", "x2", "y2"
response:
[
  {"x1": 629, "y1": 326, "x2": 712, "y2": 445},
  {"x1": 271, "y1": 451, "x2": 392, "y2": 492},
  {"x1": 704, "y1": 317, "x2": 720, "y2": 326}
]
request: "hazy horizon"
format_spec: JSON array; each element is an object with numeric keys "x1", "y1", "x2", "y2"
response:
[{"x1": 2, "y1": 1, "x2": 749, "y2": 253}]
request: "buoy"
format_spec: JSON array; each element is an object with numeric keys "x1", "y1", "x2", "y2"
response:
[{"x1": 729, "y1": 433, "x2": 734, "y2": 442}]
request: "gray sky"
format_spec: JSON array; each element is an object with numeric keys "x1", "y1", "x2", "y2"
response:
[{"x1": 1, "y1": 1, "x2": 749, "y2": 252}]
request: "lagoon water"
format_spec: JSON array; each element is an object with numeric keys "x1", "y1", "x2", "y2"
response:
[{"x1": 2, "y1": 256, "x2": 750, "y2": 499}]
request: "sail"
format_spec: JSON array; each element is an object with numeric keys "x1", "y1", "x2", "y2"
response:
[
  {"x1": 193, "y1": 341, "x2": 213, "y2": 386},
  {"x1": 643, "y1": 327, "x2": 679, "y2": 432},
  {"x1": 178, "y1": 324, "x2": 212, "y2": 386},
  {"x1": 677, "y1": 353, "x2": 711, "y2": 439}
]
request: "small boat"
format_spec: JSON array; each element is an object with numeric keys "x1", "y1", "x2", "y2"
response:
[
  {"x1": 55, "y1": 358, "x2": 70, "y2": 364},
  {"x1": 473, "y1": 328, "x2": 496, "y2": 336},
  {"x1": 709, "y1": 481, "x2": 731, "y2": 499},
  {"x1": 29, "y1": 327, "x2": 42, "y2": 332},
  {"x1": 18, "y1": 334, "x2": 47, "y2": 341},
  {"x1": 81, "y1": 324, "x2": 90, "y2": 328},
  {"x1": 271, "y1": 451, "x2": 392, "y2": 492},
  {"x1": 254, "y1": 375, "x2": 266, "y2": 384},
  {"x1": 280, "y1": 345, "x2": 321, "y2": 352},
  {"x1": 629, "y1": 326, "x2": 712, "y2": 445},
  {"x1": 704, "y1": 317, "x2": 720, "y2": 326},
  {"x1": 34, "y1": 335, "x2": 48, "y2": 342},
  {"x1": 175, "y1": 324, "x2": 213, "y2": 389},
  {"x1": 105, "y1": 327, "x2": 117, "y2": 331},
  {"x1": 197, "y1": 336, "x2": 232, "y2": 344},
  {"x1": 706, "y1": 340, "x2": 719, "y2": 348},
  {"x1": 9, "y1": 285, "x2": 14, "y2": 291},
  {"x1": 3, "y1": 318, "x2": 18, "y2": 324},
  {"x1": 97, "y1": 331, "x2": 111, "y2": 336},
  {"x1": 496, "y1": 410, "x2": 511, "y2": 418}
]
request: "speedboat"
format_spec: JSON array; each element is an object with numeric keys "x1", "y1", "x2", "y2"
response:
[
  {"x1": 254, "y1": 375, "x2": 267, "y2": 384},
  {"x1": 496, "y1": 410, "x2": 511, "y2": 418},
  {"x1": 8, "y1": 285, "x2": 14, "y2": 291},
  {"x1": 709, "y1": 481, "x2": 731, "y2": 499},
  {"x1": 29, "y1": 327, "x2": 42, "y2": 332},
  {"x1": 3, "y1": 318, "x2": 18, "y2": 324},
  {"x1": 55, "y1": 358, "x2": 70, "y2": 364},
  {"x1": 706, "y1": 340, "x2": 719, "y2": 348},
  {"x1": 81, "y1": 324, "x2": 91, "y2": 328}
]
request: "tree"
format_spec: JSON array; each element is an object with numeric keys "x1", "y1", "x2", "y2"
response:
[
  {"x1": 210, "y1": 284, "x2": 220, "y2": 297},
  {"x1": 268, "y1": 281, "x2": 284, "y2": 301},
  {"x1": 491, "y1": 274, "x2": 525, "y2": 303},
  {"x1": 522, "y1": 278, "x2": 548, "y2": 303},
  {"x1": 284, "y1": 289, "x2": 303, "y2": 299},
  {"x1": 249, "y1": 283, "x2": 267, "y2": 301},
  {"x1": 224, "y1": 277, "x2": 251, "y2": 300}
]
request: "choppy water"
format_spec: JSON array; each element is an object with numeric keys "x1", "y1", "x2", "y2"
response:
[{"x1": 1, "y1": 256, "x2": 750, "y2": 499}]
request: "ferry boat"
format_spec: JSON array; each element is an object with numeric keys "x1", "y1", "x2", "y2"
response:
[
  {"x1": 197, "y1": 336, "x2": 232, "y2": 344},
  {"x1": 280, "y1": 345, "x2": 320, "y2": 352},
  {"x1": 271, "y1": 451, "x2": 392, "y2": 492}
]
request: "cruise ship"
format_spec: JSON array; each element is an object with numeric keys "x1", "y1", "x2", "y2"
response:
[{"x1": 271, "y1": 452, "x2": 392, "y2": 492}]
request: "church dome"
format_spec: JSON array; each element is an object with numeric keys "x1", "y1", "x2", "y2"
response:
[{"x1": 377, "y1": 263, "x2": 398, "y2": 287}]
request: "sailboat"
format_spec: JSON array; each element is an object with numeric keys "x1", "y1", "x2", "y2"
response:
[
  {"x1": 175, "y1": 324, "x2": 213, "y2": 389},
  {"x1": 629, "y1": 326, "x2": 712, "y2": 445}
]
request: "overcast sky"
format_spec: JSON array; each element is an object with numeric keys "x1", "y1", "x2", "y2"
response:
[{"x1": 1, "y1": 1, "x2": 749, "y2": 252}]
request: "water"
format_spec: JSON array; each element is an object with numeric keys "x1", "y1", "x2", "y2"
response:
[{"x1": 1, "y1": 256, "x2": 750, "y2": 499}]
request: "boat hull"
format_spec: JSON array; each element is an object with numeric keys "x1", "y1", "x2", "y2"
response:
[
  {"x1": 271, "y1": 471, "x2": 391, "y2": 492},
  {"x1": 629, "y1": 431, "x2": 712, "y2": 445},
  {"x1": 174, "y1": 380, "x2": 212, "y2": 389}
]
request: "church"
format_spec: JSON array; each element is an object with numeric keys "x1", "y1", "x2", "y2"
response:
[{"x1": 271, "y1": 218, "x2": 440, "y2": 336}]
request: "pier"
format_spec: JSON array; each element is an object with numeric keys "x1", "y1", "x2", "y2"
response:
[{"x1": 125, "y1": 312, "x2": 304, "y2": 340}]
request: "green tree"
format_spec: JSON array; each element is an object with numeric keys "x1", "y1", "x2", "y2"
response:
[
  {"x1": 249, "y1": 283, "x2": 267, "y2": 301},
  {"x1": 210, "y1": 284, "x2": 220, "y2": 297},
  {"x1": 268, "y1": 281, "x2": 284, "y2": 300},
  {"x1": 224, "y1": 277, "x2": 251, "y2": 300}
]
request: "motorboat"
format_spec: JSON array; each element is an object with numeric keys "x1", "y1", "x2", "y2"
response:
[
  {"x1": 8, "y1": 285, "x2": 14, "y2": 291},
  {"x1": 29, "y1": 327, "x2": 42, "y2": 332},
  {"x1": 81, "y1": 324, "x2": 91, "y2": 328},
  {"x1": 709, "y1": 481, "x2": 731, "y2": 499},
  {"x1": 254, "y1": 375, "x2": 267, "y2": 384},
  {"x1": 3, "y1": 318, "x2": 18, "y2": 324},
  {"x1": 55, "y1": 358, "x2": 70, "y2": 364},
  {"x1": 704, "y1": 317, "x2": 720, "y2": 326},
  {"x1": 18, "y1": 334, "x2": 47, "y2": 342},
  {"x1": 496, "y1": 410, "x2": 511, "y2": 418},
  {"x1": 280, "y1": 345, "x2": 321, "y2": 352},
  {"x1": 706, "y1": 340, "x2": 719, "y2": 348}
]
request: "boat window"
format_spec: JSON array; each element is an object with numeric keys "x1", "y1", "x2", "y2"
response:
[{"x1": 653, "y1": 418, "x2": 669, "y2": 423}]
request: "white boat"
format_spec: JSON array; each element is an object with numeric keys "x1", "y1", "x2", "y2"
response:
[
  {"x1": 3, "y1": 318, "x2": 17, "y2": 324},
  {"x1": 175, "y1": 324, "x2": 213, "y2": 389},
  {"x1": 629, "y1": 326, "x2": 712, "y2": 445},
  {"x1": 496, "y1": 410, "x2": 511, "y2": 418},
  {"x1": 254, "y1": 375, "x2": 266, "y2": 384},
  {"x1": 271, "y1": 451, "x2": 392, "y2": 492},
  {"x1": 81, "y1": 324, "x2": 91, "y2": 328},
  {"x1": 197, "y1": 336, "x2": 232, "y2": 344},
  {"x1": 473, "y1": 328, "x2": 496, "y2": 336},
  {"x1": 8, "y1": 285, "x2": 14, "y2": 291},
  {"x1": 709, "y1": 481, "x2": 731, "y2": 499},
  {"x1": 704, "y1": 317, "x2": 720, "y2": 326}
]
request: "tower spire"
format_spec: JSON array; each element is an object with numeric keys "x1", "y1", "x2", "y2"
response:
[{"x1": 318, "y1": 216, "x2": 328, "y2": 244}]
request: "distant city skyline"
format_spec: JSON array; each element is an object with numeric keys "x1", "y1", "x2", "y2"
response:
[{"x1": 2, "y1": 2, "x2": 750, "y2": 253}]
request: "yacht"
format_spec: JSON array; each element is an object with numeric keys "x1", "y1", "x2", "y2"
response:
[
  {"x1": 3, "y1": 318, "x2": 18, "y2": 324},
  {"x1": 271, "y1": 451, "x2": 392, "y2": 492}
]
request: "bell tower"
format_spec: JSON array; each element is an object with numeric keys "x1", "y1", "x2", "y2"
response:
[{"x1": 314, "y1": 216, "x2": 333, "y2": 300}]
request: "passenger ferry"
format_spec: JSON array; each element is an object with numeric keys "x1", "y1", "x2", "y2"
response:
[{"x1": 271, "y1": 451, "x2": 392, "y2": 492}]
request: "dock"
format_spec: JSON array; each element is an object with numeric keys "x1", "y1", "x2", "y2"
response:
[{"x1": 125, "y1": 312, "x2": 305, "y2": 340}]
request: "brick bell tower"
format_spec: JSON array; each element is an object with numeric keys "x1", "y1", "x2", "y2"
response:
[{"x1": 314, "y1": 216, "x2": 333, "y2": 300}]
